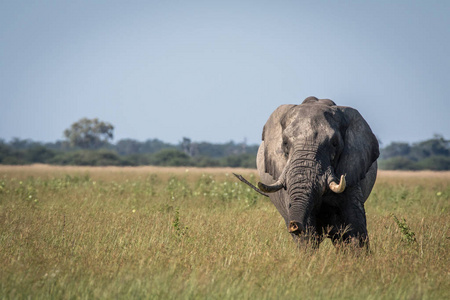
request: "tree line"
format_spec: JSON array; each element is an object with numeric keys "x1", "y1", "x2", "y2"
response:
[
  {"x1": 1, "y1": 118, "x2": 449, "y2": 170},
  {"x1": 378, "y1": 134, "x2": 450, "y2": 170},
  {"x1": 0, "y1": 118, "x2": 258, "y2": 168},
  {"x1": 0, "y1": 138, "x2": 259, "y2": 168}
]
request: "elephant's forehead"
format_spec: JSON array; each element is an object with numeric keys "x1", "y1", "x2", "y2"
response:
[
  {"x1": 283, "y1": 105, "x2": 340, "y2": 138},
  {"x1": 285, "y1": 105, "x2": 338, "y2": 126}
]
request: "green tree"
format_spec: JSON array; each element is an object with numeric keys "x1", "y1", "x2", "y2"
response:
[
  {"x1": 416, "y1": 156, "x2": 450, "y2": 171},
  {"x1": 116, "y1": 139, "x2": 141, "y2": 155},
  {"x1": 220, "y1": 153, "x2": 256, "y2": 168},
  {"x1": 379, "y1": 157, "x2": 418, "y2": 170},
  {"x1": 50, "y1": 150, "x2": 124, "y2": 166},
  {"x1": 380, "y1": 142, "x2": 411, "y2": 159},
  {"x1": 409, "y1": 134, "x2": 449, "y2": 161},
  {"x1": 64, "y1": 118, "x2": 114, "y2": 149},
  {"x1": 25, "y1": 145, "x2": 55, "y2": 163},
  {"x1": 150, "y1": 149, "x2": 192, "y2": 166}
]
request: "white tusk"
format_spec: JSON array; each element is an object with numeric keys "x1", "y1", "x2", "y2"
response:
[{"x1": 329, "y1": 174, "x2": 346, "y2": 193}]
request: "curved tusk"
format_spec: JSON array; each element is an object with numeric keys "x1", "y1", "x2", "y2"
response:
[
  {"x1": 257, "y1": 159, "x2": 289, "y2": 193},
  {"x1": 329, "y1": 174, "x2": 346, "y2": 193},
  {"x1": 233, "y1": 173, "x2": 269, "y2": 197},
  {"x1": 258, "y1": 180, "x2": 284, "y2": 193}
]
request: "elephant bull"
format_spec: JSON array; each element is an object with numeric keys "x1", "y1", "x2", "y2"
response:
[{"x1": 235, "y1": 97, "x2": 379, "y2": 248}]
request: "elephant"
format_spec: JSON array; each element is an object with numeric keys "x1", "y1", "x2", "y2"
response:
[{"x1": 235, "y1": 97, "x2": 379, "y2": 248}]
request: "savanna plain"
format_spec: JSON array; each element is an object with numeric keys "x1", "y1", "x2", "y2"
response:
[{"x1": 0, "y1": 165, "x2": 449, "y2": 299}]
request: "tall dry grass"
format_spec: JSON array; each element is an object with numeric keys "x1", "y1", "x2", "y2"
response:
[{"x1": 0, "y1": 165, "x2": 449, "y2": 299}]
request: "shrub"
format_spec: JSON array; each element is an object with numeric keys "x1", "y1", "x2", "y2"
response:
[
  {"x1": 415, "y1": 155, "x2": 450, "y2": 171},
  {"x1": 379, "y1": 157, "x2": 418, "y2": 170},
  {"x1": 49, "y1": 150, "x2": 125, "y2": 166},
  {"x1": 149, "y1": 149, "x2": 193, "y2": 166}
]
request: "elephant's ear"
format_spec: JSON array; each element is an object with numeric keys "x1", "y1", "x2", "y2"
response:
[
  {"x1": 262, "y1": 104, "x2": 296, "y2": 180},
  {"x1": 336, "y1": 107, "x2": 379, "y2": 187}
]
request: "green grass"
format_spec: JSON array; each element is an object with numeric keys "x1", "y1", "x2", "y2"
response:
[{"x1": 0, "y1": 166, "x2": 449, "y2": 299}]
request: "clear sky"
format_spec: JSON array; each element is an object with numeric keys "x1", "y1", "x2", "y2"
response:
[{"x1": 1, "y1": 0, "x2": 449, "y2": 146}]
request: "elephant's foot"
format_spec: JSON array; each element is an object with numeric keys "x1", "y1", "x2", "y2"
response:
[
  {"x1": 332, "y1": 234, "x2": 370, "y2": 255},
  {"x1": 291, "y1": 231, "x2": 323, "y2": 250}
]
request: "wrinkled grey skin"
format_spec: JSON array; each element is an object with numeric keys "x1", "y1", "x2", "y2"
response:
[{"x1": 256, "y1": 97, "x2": 379, "y2": 248}]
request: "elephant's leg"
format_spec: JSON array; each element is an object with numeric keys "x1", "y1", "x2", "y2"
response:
[
  {"x1": 316, "y1": 202, "x2": 341, "y2": 242},
  {"x1": 327, "y1": 186, "x2": 369, "y2": 249},
  {"x1": 292, "y1": 232, "x2": 322, "y2": 250}
]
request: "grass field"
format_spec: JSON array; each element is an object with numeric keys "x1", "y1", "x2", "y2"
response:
[{"x1": 1, "y1": 165, "x2": 449, "y2": 299}]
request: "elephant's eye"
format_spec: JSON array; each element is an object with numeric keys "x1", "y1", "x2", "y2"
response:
[
  {"x1": 331, "y1": 137, "x2": 339, "y2": 148},
  {"x1": 332, "y1": 140, "x2": 338, "y2": 147},
  {"x1": 330, "y1": 137, "x2": 341, "y2": 162},
  {"x1": 282, "y1": 140, "x2": 289, "y2": 156}
]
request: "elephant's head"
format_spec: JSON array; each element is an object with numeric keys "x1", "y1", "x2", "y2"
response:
[{"x1": 258, "y1": 97, "x2": 379, "y2": 237}]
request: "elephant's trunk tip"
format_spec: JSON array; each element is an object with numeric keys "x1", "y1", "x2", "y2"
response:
[{"x1": 288, "y1": 221, "x2": 304, "y2": 234}]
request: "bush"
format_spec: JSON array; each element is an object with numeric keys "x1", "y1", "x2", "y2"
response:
[
  {"x1": 192, "y1": 156, "x2": 221, "y2": 167},
  {"x1": 50, "y1": 150, "x2": 125, "y2": 166},
  {"x1": 149, "y1": 149, "x2": 193, "y2": 166},
  {"x1": 220, "y1": 154, "x2": 256, "y2": 168},
  {"x1": 415, "y1": 155, "x2": 450, "y2": 171},
  {"x1": 0, "y1": 143, "x2": 27, "y2": 164},
  {"x1": 379, "y1": 157, "x2": 418, "y2": 170},
  {"x1": 25, "y1": 145, "x2": 56, "y2": 163}
]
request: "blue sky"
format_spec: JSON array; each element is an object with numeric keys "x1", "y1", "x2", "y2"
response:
[{"x1": 1, "y1": 0, "x2": 449, "y2": 146}]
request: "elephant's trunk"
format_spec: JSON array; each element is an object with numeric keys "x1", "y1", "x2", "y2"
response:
[
  {"x1": 285, "y1": 146, "x2": 324, "y2": 235},
  {"x1": 255, "y1": 144, "x2": 348, "y2": 236}
]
